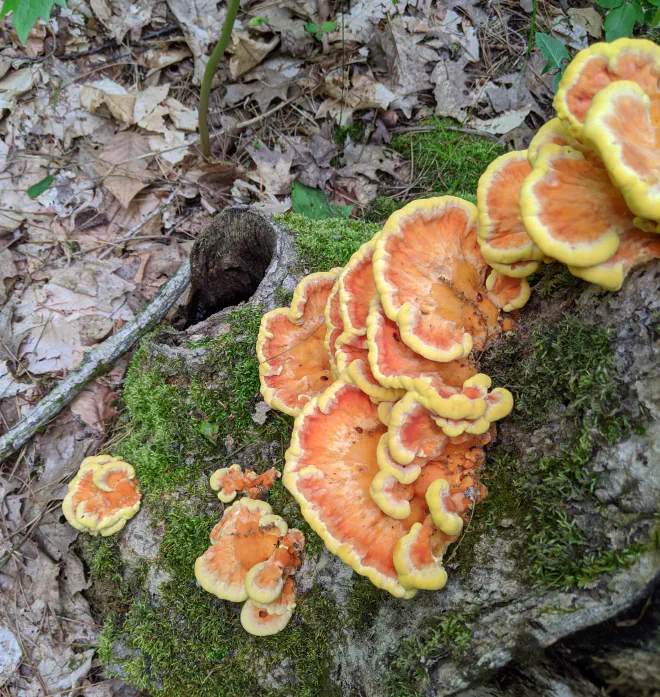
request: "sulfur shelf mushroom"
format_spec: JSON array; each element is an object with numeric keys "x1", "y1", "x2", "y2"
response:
[
  {"x1": 527, "y1": 117, "x2": 590, "y2": 167},
  {"x1": 209, "y1": 464, "x2": 280, "y2": 503},
  {"x1": 568, "y1": 228, "x2": 660, "y2": 291},
  {"x1": 393, "y1": 518, "x2": 449, "y2": 591},
  {"x1": 369, "y1": 471, "x2": 414, "y2": 519},
  {"x1": 62, "y1": 455, "x2": 141, "y2": 537},
  {"x1": 583, "y1": 80, "x2": 660, "y2": 221},
  {"x1": 241, "y1": 577, "x2": 297, "y2": 636},
  {"x1": 337, "y1": 239, "x2": 380, "y2": 339},
  {"x1": 554, "y1": 38, "x2": 660, "y2": 140},
  {"x1": 195, "y1": 499, "x2": 290, "y2": 602},
  {"x1": 433, "y1": 387, "x2": 513, "y2": 438},
  {"x1": 373, "y1": 196, "x2": 500, "y2": 363},
  {"x1": 520, "y1": 144, "x2": 640, "y2": 267},
  {"x1": 477, "y1": 150, "x2": 544, "y2": 265},
  {"x1": 258, "y1": 270, "x2": 341, "y2": 416},
  {"x1": 425, "y1": 479, "x2": 464, "y2": 536},
  {"x1": 376, "y1": 433, "x2": 423, "y2": 485},
  {"x1": 487, "y1": 259, "x2": 542, "y2": 279},
  {"x1": 366, "y1": 294, "x2": 477, "y2": 393},
  {"x1": 284, "y1": 380, "x2": 431, "y2": 598},
  {"x1": 485, "y1": 270, "x2": 531, "y2": 313},
  {"x1": 324, "y1": 282, "x2": 343, "y2": 378}
]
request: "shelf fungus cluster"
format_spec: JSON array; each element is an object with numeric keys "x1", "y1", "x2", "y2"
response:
[
  {"x1": 62, "y1": 455, "x2": 141, "y2": 537},
  {"x1": 478, "y1": 38, "x2": 660, "y2": 292},
  {"x1": 195, "y1": 467, "x2": 305, "y2": 636},
  {"x1": 258, "y1": 196, "x2": 520, "y2": 598}
]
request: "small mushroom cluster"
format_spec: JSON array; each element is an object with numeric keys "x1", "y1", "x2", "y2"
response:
[
  {"x1": 62, "y1": 455, "x2": 141, "y2": 537},
  {"x1": 478, "y1": 38, "x2": 660, "y2": 292},
  {"x1": 195, "y1": 466, "x2": 305, "y2": 636},
  {"x1": 257, "y1": 38, "x2": 660, "y2": 598}
]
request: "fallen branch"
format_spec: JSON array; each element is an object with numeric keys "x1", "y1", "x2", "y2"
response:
[{"x1": 0, "y1": 260, "x2": 192, "y2": 463}]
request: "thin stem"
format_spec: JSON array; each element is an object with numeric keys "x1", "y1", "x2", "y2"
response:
[
  {"x1": 526, "y1": 0, "x2": 538, "y2": 56},
  {"x1": 198, "y1": 0, "x2": 241, "y2": 159}
]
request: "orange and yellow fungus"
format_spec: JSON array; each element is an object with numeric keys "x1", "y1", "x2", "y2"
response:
[
  {"x1": 324, "y1": 281, "x2": 343, "y2": 378},
  {"x1": 555, "y1": 38, "x2": 660, "y2": 140},
  {"x1": 583, "y1": 80, "x2": 660, "y2": 221},
  {"x1": 568, "y1": 228, "x2": 660, "y2": 291},
  {"x1": 257, "y1": 270, "x2": 340, "y2": 416},
  {"x1": 376, "y1": 432, "x2": 423, "y2": 485},
  {"x1": 485, "y1": 270, "x2": 531, "y2": 312},
  {"x1": 369, "y1": 471, "x2": 414, "y2": 519},
  {"x1": 527, "y1": 117, "x2": 589, "y2": 166},
  {"x1": 487, "y1": 259, "x2": 542, "y2": 279},
  {"x1": 284, "y1": 381, "x2": 431, "y2": 597},
  {"x1": 195, "y1": 499, "x2": 291, "y2": 603},
  {"x1": 433, "y1": 387, "x2": 513, "y2": 438},
  {"x1": 209, "y1": 464, "x2": 280, "y2": 503},
  {"x1": 337, "y1": 239, "x2": 379, "y2": 339},
  {"x1": 520, "y1": 144, "x2": 639, "y2": 267},
  {"x1": 425, "y1": 479, "x2": 464, "y2": 536},
  {"x1": 366, "y1": 294, "x2": 476, "y2": 393},
  {"x1": 62, "y1": 455, "x2": 141, "y2": 537},
  {"x1": 393, "y1": 517, "x2": 450, "y2": 591},
  {"x1": 477, "y1": 150, "x2": 544, "y2": 265},
  {"x1": 373, "y1": 197, "x2": 499, "y2": 362},
  {"x1": 241, "y1": 577, "x2": 297, "y2": 636}
]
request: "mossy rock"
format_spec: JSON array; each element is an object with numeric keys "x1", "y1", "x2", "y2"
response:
[{"x1": 89, "y1": 210, "x2": 660, "y2": 697}]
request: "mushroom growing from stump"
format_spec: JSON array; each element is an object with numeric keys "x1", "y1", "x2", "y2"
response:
[
  {"x1": 209, "y1": 464, "x2": 280, "y2": 503},
  {"x1": 62, "y1": 455, "x2": 141, "y2": 537}
]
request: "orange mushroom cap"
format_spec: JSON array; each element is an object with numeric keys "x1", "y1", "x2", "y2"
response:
[
  {"x1": 241, "y1": 577, "x2": 297, "y2": 636},
  {"x1": 477, "y1": 150, "x2": 545, "y2": 265},
  {"x1": 376, "y1": 432, "x2": 423, "y2": 485},
  {"x1": 487, "y1": 259, "x2": 543, "y2": 279},
  {"x1": 337, "y1": 239, "x2": 379, "y2": 339},
  {"x1": 568, "y1": 228, "x2": 660, "y2": 291},
  {"x1": 485, "y1": 270, "x2": 531, "y2": 312},
  {"x1": 257, "y1": 270, "x2": 340, "y2": 416},
  {"x1": 520, "y1": 144, "x2": 637, "y2": 267},
  {"x1": 324, "y1": 281, "x2": 343, "y2": 379},
  {"x1": 555, "y1": 38, "x2": 660, "y2": 140},
  {"x1": 373, "y1": 197, "x2": 500, "y2": 362},
  {"x1": 432, "y1": 387, "x2": 513, "y2": 438},
  {"x1": 393, "y1": 517, "x2": 450, "y2": 591},
  {"x1": 209, "y1": 464, "x2": 280, "y2": 503},
  {"x1": 284, "y1": 380, "x2": 428, "y2": 598},
  {"x1": 527, "y1": 117, "x2": 591, "y2": 167},
  {"x1": 583, "y1": 80, "x2": 660, "y2": 221},
  {"x1": 195, "y1": 499, "x2": 288, "y2": 602},
  {"x1": 62, "y1": 455, "x2": 141, "y2": 537}
]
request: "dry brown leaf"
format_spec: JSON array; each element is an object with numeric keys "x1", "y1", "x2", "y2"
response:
[
  {"x1": 142, "y1": 46, "x2": 193, "y2": 77},
  {"x1": 164, "y1": 97, "x2": 198, "y2": 132},
  {"x1": 229, "y1": 31, "x2": 280, "y2": 79},
  {"x1": 81, "y1": 78, "x2": 135, "y2": 124},
  {"x1": 246, "y1": 142, "x2": 294, "y2": 196},
  {"x1": 338, "y1": 139, "x2": 405, "y2": 182},
  {"x1": 95, "y1": 132, "x2": 153, "y2": 208},
  {"x1": 284, "y1": 133, "x2": 338, "y2": 190},
  {"x1": 568, "y1": 7, "x2": 603, "y2": 39},
  {"x1": 89, "y1": 0, "x2": 157, "y2": 41},
  {"x1": 0, "y1": 249, "x2": 18, "y2": 305},
  {"x1": 71, "y1": 382, "x2": 117, "y2": 431}
]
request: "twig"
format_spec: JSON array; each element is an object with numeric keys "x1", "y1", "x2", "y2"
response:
[
  {"x1": 0, "y1": 261, "x2": 191, "y2": 463},
  {"x1": 98, "y1": 187, "x2": 179, "y2": 259}
]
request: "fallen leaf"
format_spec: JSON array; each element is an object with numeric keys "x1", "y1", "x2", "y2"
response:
[
  {"x1": 469, "y1": 106, "x2": 532, "y2": 135},
  {"x1": 95, "y1": 132, "x2": 154, "y2": 208},
  {"x1": 0, "y1": 66, "x2": 39, "y2": 113},
  {"x1": 246, "y1": 142, "x2": 294, "y2": 195},
  {"x1": 0, "y1": 248, "x2": 18, "y2": 305},
  {"x1": 568, "y1": 7, "x2": 603, "y2": 39},
  {"x1": 88, "y1": 0, "x2": 156, "y2": 41},
  {"x1": 229, "y1": 31, "x2": 280, "y2": 79},
  {"x1": 284, "y1": 133, "x2": 338, "y2": 190},
  {"x1": 80, "y1": 78, "x2": 135, "y2": 124},
  {"x1": 164, "y1": 97, "x2": 198, "y2": 132},
  {"x1": 142, "y1": 46, "x2": 193, "y2": 77},
  {"x1": 432, "y1": 58, "x2": 480, "y2": 121},
  {"x1": 338, "y1": 139, "x2": 404, "y2": 181},
  {"x1": 71, "y1": 381, "x2": 117, "y2": 431}
]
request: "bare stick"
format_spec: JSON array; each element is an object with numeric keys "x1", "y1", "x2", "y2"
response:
[{"x1": 0, "y1": 260, "x2": 191, "y2": 463}]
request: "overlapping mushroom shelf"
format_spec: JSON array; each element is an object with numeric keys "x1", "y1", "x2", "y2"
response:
[{"x1": 256, "y1": 37, "x2": 660, "y2": 599}]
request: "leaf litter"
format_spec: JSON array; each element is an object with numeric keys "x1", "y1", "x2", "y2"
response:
[{"x1": 0, "y1": 0, "x2": 571, "y2": 692}]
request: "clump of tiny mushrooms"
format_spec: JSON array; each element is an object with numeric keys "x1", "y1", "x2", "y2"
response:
[{"x1": 63, "y1": 38, "x2": 660, "y2": 634}]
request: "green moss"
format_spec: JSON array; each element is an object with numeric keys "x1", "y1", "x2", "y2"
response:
[
  {"x1": 346, "y1": 576, "x2": 388, "y2": 632},
  {"x1": 454, "y1": 313, "x2": 647, "y2": 590},
  {"x1": 279, "y1": 212, "x2": 380, "y2": 271},
  {"x1": 384, "y1": 614, "x2": 474, "y2": 697},
  {"x1": 334, "y1": 122, "x2": 365, "y2": 147}
]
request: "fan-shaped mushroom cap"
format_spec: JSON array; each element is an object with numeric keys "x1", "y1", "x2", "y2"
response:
[
  {"x1": 583, "y1": 80, "x2": 660, "y2": 220},
  {"x1": 527, "y1": 118, "x2": 589, "y2": 166},
  {"x1": 324, "y1": 282, "x2": 343, "y2": 378},
  {"x1": 477, "y1": 150, "x2": 544, "y2": 265},
  {"x1": 241, "y1": 578, "x2": 296, "y2": 636},
  {"x1": 393, "y1": 518, "x2": 449, "y2": 591},
  {"x1": 425, "y1": 479, "x2": 464, "y2": 536},
  {"x1": 195, "y1": 500, "x2": 287, "y2": 602},
  {"x1": 487, "y1": 259, "x2": 542, "y2": 278},
  {"x1": 555, "y1": 38, "x2": 660, "y2": 139},
  {"x1": 433, "y1": 387, "x2": 513, "y2": 437},
  {"x1": 257, "y1": 270, "x2": 340, "y2": 416},
  {"x1": 284, "y1": 380, "x2": 430, "y2": 598},
  {"x1": 337, "y1": 239, "x2": 379, "y2": 339},
  {"x1": 376, "y1": 433, "x2": 422, "y2": 485},
  {"x1": 209, "y1": 465, "x2": 280, "y2": 503},
  {"x1": 369, "y1": 471, "x2": 414, "y2": 519},
  {"x1": 568, "y1": 228, "x2": 660, "y2": 291},
  {"x1": 485, "y1": 270, "x2": 531, "y2": 312},
  {"x1": 373, "y1": 197, "x2": 499, "y2": 362},
  {"x1": 520, "y1": 144, "x2": 638, "y2": 267},
  {"x1": 62, "y1": 456, "x2": 141, "y2": 537},
  {"x1": 335, "y1": 333, "x2": 405, "y2": 402},
  {"x1": 366, "y1": 294, "x2": 477, "y2": 392}
]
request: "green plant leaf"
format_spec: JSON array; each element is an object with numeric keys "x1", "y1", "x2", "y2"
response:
[
  {"x1": 552, "y1": 70, "x2": 564, "y2": 93},
  {"x1": 0, "y1": 0, "x2": 66, "y2": 44},
  {"x1": 604, "y1": 2, "x2": 637, "y2": 39},
  {"x1": 535, "y1": 32, "x2": 570, "y2": 74},
  {"x1": 646, "y1": 5, "x2": 660, "y2": 24},
  {"x1": 27, "y1": 174, "x2": 54, "y2": 199},
  {"x1": 643, "y1": 0, "x2": 660, "y2": 7},
  {"x1": 198, "y1": 422, "x2": 218, "y2": 442},
  {"x1": 319, "y1": 20, "x2": 337, "y2": 32},
  {"x1": 304, "y1": 22, "x2": 318, "y2": 33},
  {"x1": 291, "y1": 180, "x2": 353, "y2": 220},
  {"x1": 631, "y1": 0, "x2": 646, "y2": 22},
  {"x1": 595, "y1": 0, "x2": 624, "y2": 7},
  {"x1": 248, "y1": 15, "x2": 267, "y2": 26}
]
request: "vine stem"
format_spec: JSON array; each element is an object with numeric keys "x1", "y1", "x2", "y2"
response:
[{"x1": 198, "y1": 0, "x2": 241, "y2": 159}]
